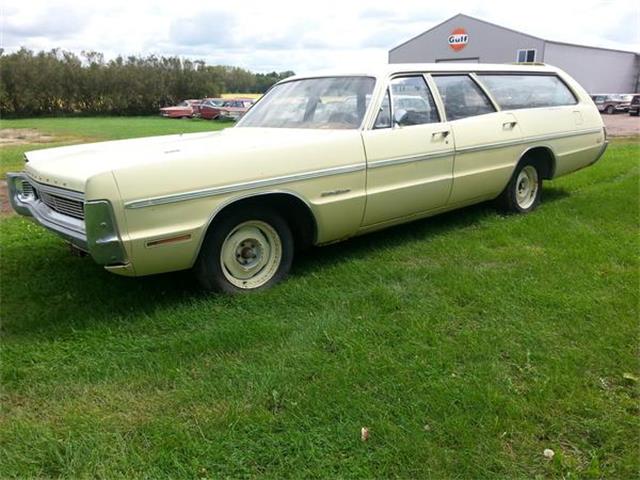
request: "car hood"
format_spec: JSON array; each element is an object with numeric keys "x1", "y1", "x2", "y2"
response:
[{"x1": 23, "y1": 127, "x2": 361, "y2": 192}]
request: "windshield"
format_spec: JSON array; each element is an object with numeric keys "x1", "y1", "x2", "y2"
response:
[{"x1": 237, "y1": 76, "x2": 376, "y2": 129}]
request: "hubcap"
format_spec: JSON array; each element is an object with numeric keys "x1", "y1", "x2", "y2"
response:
[
  {"x1": 220, "y1": 221, "x2": 282, "y2": 289},
  {"x1": 515, "y1": 165, "x2": 539, "y2": 210}
]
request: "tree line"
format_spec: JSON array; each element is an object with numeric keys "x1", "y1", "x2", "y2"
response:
[{"x1": 0, "y1": 48, "x2": 294, "y2": 117}]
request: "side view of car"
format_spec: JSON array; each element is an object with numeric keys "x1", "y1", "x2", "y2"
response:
[
  {"x1": 159, "y1": 99, "x2": 202, "y2": 118},
  {"x1": 198, "y1": 98, "x2": 226, "y2": 119},
  {"x1": 591, "y1": 94, "x2": 633, "y2": 114},
  {"x1": 201, "y1": 99, "x2": 253, "y2": 120},
  {"x1": 9, "y1": 63, "x2": 608, "y2": 293}
]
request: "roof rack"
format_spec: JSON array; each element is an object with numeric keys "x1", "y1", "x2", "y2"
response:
[{"x1": 511, "y1": 62, "x2": 547, "y2": 66}]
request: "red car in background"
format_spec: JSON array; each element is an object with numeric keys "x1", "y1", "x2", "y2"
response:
[
  {"x1": 197, "y1": 98, "x2": 226, "y2": 119},
  {"x1": 200, "y1": 99, "x2": 254, "y2": 120},
  {"x1": 159, "y1": 99, "x2": 202, "y2": 118}
]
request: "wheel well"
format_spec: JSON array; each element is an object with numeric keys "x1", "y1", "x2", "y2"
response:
[
  {"x1": 519, "y1": 146, "x2": 556, "y2": 180},
  {"x1": 209, "y1": 193, "x2": 317, "y2": 251}
]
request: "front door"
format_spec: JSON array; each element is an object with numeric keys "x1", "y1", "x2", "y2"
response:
[{"x1": 361, "y1": 75, "x2": 454, "y2": 226}]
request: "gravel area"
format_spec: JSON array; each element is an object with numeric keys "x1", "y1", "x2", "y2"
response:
[{"x1": 602, "y1": 113, "x2": 640, "y2": 137}]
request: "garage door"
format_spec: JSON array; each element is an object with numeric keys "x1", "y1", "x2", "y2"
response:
[{"x1": 435, "y1": 57, "x2": 480, "y2": 63}]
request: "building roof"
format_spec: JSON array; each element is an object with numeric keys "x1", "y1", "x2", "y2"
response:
[{"x1": 389, "y1": 13, "x2": 639, "y2": 56}]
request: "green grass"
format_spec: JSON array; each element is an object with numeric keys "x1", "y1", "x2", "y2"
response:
[
  {"x1": 0, "y1": 117, "x2": 228, "y2": 176},
  {"x1": 1, "y1": 119, "x2": 639, "y2": 478}
]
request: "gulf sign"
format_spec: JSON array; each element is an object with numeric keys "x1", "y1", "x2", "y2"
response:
[{"x1": 448, "y1": 28, "x2": 469, "y2": 51}]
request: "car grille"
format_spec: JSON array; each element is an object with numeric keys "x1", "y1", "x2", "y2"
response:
[
  {"x1": 23, "y1": 179, "x2": 85, "y2": 220},
  {"x1": 21, "y1": 180, "x2": 35, "y2": 197},
  {"x1": 39, "y1": 191, "x2": 85, "y2": 219}
]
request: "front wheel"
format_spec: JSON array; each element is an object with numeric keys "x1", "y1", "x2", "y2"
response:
[
  {"x1": 497, "y1": 161, "x2": 542, "y2": 213},
  {"x1": 605, "y1": 105, "x2": 615, "y2": 114},
  {"x1": 195, "y1": 207, "x2": 294, "y2": 293}
]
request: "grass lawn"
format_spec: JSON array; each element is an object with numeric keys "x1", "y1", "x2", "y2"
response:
[
  {"x1": 0, "y1": 117, "x2": 228, "y2": 177},
  {"x1": 0, "y1": 118, "x2": 639, "y2": 478}
]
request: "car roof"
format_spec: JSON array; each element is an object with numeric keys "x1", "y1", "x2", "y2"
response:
[{"x1": 280, "y1": 63, "x2": 562, "y2": 84}]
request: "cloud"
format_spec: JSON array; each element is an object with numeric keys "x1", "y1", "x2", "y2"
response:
[
  {"x1": 359, "y1": 8, "x2": 396, "y2": 20},
  {"x1": 2, "y1": 0, "x2": 639, "y2": 73},
  {"x1": 362, "y1": 27, "x2": 420, "y2": 48},
  {"x1": 3, "y1": 7, "x2": 88, "y2": 39},
  {"x1": 169, "y1": 10, "x2": 240, "y2": 48}
]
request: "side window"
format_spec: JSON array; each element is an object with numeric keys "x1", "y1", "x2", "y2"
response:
[
  {"x1": 478, "y1": 74, "x2": 578, "y2": 109},
  {"x1": 374, "y1": 90, "x2": 392, "y2": 128},
  {"x1": 432, "y1": 75, "x2": 496, "y2": 121},
  {"x1": 390, "y1": 76, "x2": 440, "y2": 126}
]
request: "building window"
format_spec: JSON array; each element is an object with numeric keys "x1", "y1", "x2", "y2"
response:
[{"x1": 517, "y1": 49, "x2": 536, "y2": 62}]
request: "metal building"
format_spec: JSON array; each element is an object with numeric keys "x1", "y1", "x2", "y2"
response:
[{"x1": 389, "y1": 13, "x2": 640, "y2": 94}]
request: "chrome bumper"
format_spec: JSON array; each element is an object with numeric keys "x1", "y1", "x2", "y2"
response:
[
  {"x1": 7, "y1": 172, "x2": 88, "y2": 250},
  {"x1": 7, "y1": 173, "x2": 127, "y2": 266}
]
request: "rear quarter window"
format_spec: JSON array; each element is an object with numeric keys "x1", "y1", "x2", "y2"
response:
[{"x1": 477, "y1": 74, "x2": 578, "y2": 110}]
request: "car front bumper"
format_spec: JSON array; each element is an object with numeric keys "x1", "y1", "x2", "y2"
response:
[{"x1": 7, "y1": 172, "x2": 128, "y2": 266}]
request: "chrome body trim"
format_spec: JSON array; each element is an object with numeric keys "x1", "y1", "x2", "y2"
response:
[
  {"x1": 7, "y1": 172, "x2": 87, "y2": 250},
  {"x1": 84, "y1": 200, "x2": 128, "y2": 265},
  {"x1": 23, "y1": 173, "x2": 85, "y2": 201},
  {"x1": 123, "y1": 127, "x2": 603, "y2": 210},
  {"x1": 368, "y1": 150, "x2": 453, "y2": 169},
  {"x1": 455, "y1": 127, "x2": 602, "y2": 154},
  {"x1": 7, "y1": 173, "x2": 127, "y2": 265},
  {"x1": 125, "y1": 163, "x2": 365, "y2": 209},
  {"x1": 321, "y1": 189, "x2": 352, "y2": 197}
]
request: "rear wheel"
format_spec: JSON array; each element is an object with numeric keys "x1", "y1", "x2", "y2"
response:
[
  {"x1": 195, "y1": 207, "x2": 294, "y2": 293},
  {"x1": 605, "y1": 105, "x2": 615, "y2": 114},
  {"x1": 497, "y1": 160, "x2": 542, "y2": 213}
]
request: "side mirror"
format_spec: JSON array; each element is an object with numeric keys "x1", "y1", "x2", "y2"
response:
[{"x1": 394, "y1": 109, "x2": 408, "y2": 126}]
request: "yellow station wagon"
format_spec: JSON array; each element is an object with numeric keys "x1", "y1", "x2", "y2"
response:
[{"x1": 8, "y1": 63, "x2": 608, "y2": 292}]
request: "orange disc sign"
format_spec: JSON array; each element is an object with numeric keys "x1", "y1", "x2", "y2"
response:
[{"x1": 448, "y1": 28, "x2": 469, "y2": 51}]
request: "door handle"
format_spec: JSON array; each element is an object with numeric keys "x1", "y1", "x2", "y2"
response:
[
  {"x1": 503, "y1": 121, "x2": 517, "y2": 129},
  {"x1": 432, "y1": 130, "x2": 450, "y2": 138}
]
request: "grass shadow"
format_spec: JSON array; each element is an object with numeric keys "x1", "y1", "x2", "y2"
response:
[
  {"x1": 2, "y1": 186, "x2": 570, "y2": 336},
  {"x1": 293, "y1": 186, "x2": 571, "y2": 275}
]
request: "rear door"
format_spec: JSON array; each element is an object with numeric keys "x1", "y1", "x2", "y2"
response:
[
  {"x1": 431, "y1": 74, "x2": 523, "y2": 205},
  {"x1": 360, "y1": 75, "x2": 454, "y2": 226},
  {"x1": 476, "y1": 73, "x2": 599, "y2": 177}
]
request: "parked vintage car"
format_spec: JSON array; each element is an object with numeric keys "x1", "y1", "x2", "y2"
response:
[
  {"x1": 201, "y1": 99, "x2": 253, "y2": 120},
  {"x1": 627, "y1": 94, "x2": 640, "y2": 116},
  {"x1": 159, "y1": 99, "x2": 202, "y2": 118},
  {"x1": 591, "y1": 94, "x2": 632, "y2": 114},
  {"x1": 198, "y1": 98, "x2": 226, "y2": 119},
  {"x1": 9, "y1": 64, "x2": 607, "y2": 293}
]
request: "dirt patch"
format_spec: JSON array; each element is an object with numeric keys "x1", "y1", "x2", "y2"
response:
[
  {"x1": 0, "y1": 181, "x2": 13, "y2": 216},
  {"x1": 0, "y1": 128, "x2": 56, "y2": 146},
  {"x1": 602, "y1": 114, "x2": 640, "y2": 137}
]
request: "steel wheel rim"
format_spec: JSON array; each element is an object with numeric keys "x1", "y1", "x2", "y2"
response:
[
  {"x1": 515, "y1": 165, "x2": 539, "y2": 210},
  {"x1": 220, "y1": 220, "x2": 282, "y2": 289}
]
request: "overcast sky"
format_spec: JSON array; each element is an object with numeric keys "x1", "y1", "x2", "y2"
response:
[{"x1": 2, "y1": 0, "x2": 639, "y2": 73}]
